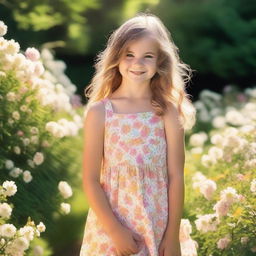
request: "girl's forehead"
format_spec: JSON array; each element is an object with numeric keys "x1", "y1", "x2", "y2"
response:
[{"x1": 125, "y1": 36, "x2": 159, "y2": 53}]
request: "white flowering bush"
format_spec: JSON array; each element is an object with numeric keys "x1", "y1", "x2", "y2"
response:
[
  {"x1": 0, "y1": 20, "x2": 84, "y2": 254},
  {"x1": 0, "y1": 180, "x2": 51, "y2": 256},
  {"x1": 192, "y1": 85, "x2": 256, "y2": 132},
  {"x1": 184, "y1": 85, "x2": 256, "y2": 255}
]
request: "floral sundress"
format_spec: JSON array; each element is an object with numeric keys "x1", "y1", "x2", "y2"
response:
[{"x1": 79, "y1": 97, "x2": 169, "y2": 256}]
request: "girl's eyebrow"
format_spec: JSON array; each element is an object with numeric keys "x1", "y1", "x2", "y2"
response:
[{"x1": 126, "y1": 50, "x2": 156, "y2": 55}]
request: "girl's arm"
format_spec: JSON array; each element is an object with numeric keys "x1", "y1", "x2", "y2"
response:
[
  {"x1": 82, "y1": 101, "x2": 123, "y2": 235},
  {"x1": 163, "y1": 102, "x2": 185, "y2": 241}
]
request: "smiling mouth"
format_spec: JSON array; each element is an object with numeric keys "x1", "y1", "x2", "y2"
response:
[{"x1": 130, "y1": 71, "x2": 146, "y2": 75}]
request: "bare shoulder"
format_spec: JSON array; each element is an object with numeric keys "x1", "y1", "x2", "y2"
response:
[
  {"x1": 163, "y1": 101, "x2": 183, "y2": 132},
  {"x1": 84, "y1": 100, "x2": 105, "y2": 126},
  {"x1": 163, "y1": 102, "x2": 185, "y2": 178},
  {"x1": 83, "y1": 100, "x2": 105, "y2": 183}
]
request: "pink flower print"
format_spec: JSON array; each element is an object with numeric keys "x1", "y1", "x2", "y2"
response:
[
  {"x1": 147, "y1": 170, "x2": 156, "y2": 179},
  {"x1": 149, "y1": 138, "x2": 154, "y2": 144},
  {"x1": 115, "y1": 150, "x2": 123, "y2": 161},
  {"x1": 130, "y1": 137, "x2": 143, "y2": 146},
  {"x1": 146, "y1": 186, "x2": 153, "y2": 195},
  {"x1": 97, "y1": 228, "x2": 105, "y2": 235},
  {"x1": 142, "y1": 145, "x2": 149, "y2": 154},
  {"x1": 99, "y1": 243, "x2": 109, "y2": 252},
  {"x1": 143, "y1": 197, "x2": 149, "y2": 207},
  {"x1": 130, "y1": 219, "x2": 137, "y2": 226},
  {"x1": 155, "y1": 127, "x2": 164, "y2": 138},
  {"x1": 124, "y1": 194, "x2": 133, "y2": 206},
  {"x1": 141, "y1": 125, "x2": 150, "y2": 137},
  {"x1": 155, "y1": 198, "x2": 162, "y2": 212},
  {"x1": 119, "y1": 205, "x2": 129, "y2": 216},
  {"x1": 119, "y1": 141, "x2": 129, "y2": 151},
  {"x1": 157, "y1": 180, "x2": 166, "y2": 190},
  {"x1": 136, "y1": 154, "x2": 144, "y2": 165},
  {"x1": 106, "y1": 109, "x2": 113, "y2": 118},
  {"x1": 133, "y1": 121, "x2": 143, "y2": 129},
  {"x1": 134, "y1": 205, "x2": 144, "y2": 221},
  {"x1": 111, "y1": 133, "x2": 119, "y2": 143},
  {"x1": 130, "y1": 148, "x2": 137, "y2": 156},
  {"x1": 149, "y1": 138, "x2": 158, "y2": 145},
  {"x1": 112, "y1": 119, "x2": 119, "y2": 127},
  {"x1": 109, "y1": 247, "x2": 116, "y2": 254},
  {"x1": 121, "y1": 124, "x2": 131, "y2": 134},
  {"x1": 149, "y1": 115, "x2": 159, "y2": 124},
  {"x1": 152, "y1": 155, "x2": 160, "y2": 164},
  {"x1": 128, "y1": 114, "x2": 138, "y2": 119}
]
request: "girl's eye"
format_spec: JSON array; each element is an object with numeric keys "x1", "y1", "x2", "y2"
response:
[
  {"x1": 126, "y1": 54, "x2": 133, "y2": 57},
  {"x1": 145, "y1": 55, "x2": 153, "y2": 58},
  {"x1": 126, "y1": 54, "x2": 153, "y2": 58}
]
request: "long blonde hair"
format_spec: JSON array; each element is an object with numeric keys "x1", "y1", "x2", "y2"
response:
[{"x1": 84, "y1": 12, "x2": 196, "y2": 130}]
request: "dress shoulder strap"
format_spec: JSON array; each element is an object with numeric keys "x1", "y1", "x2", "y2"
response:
[{"x1": 101, "y1": 97, "x2": 113, "y2": 116}]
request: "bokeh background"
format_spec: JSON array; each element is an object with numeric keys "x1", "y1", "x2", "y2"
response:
[{"x1": 0, "y1": 0, "x2": 255, "y2": 256}]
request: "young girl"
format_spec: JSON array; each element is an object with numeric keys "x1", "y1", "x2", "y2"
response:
[{"x1": 80, "y1": 12, "x2": 196, "y2": 256}]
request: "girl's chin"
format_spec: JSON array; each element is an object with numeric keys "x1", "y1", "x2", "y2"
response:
[{"x1": 125, "y1": 77, "x2": 151, "y2": 85}]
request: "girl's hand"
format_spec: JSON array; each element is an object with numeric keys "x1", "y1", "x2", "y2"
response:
[
  {"x1": 158, "y1": 234, "x2": 181, "y2": 256},
  {"x1": 110, "y1": 224, "x2": 144, "y2": 256}
]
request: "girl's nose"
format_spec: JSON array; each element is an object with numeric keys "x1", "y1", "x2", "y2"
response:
[{"x1": 133, "y1": 58, "x2": 144, "y2": 66}]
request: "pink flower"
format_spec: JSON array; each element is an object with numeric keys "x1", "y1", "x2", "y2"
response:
[
  {"x1": 217, "y1": 235, "x2": 231, "y2": 249},
  {"x1": 149, "y1": 116, "x2": 159, "y2": 124},
  {"x1": 179, "y1": 219, "x2": 192, "y2": 242},
  {"x1": 133, "y1": 121, "x2": 143, "y2": 129},
  {"x1": 141, "y1": 126, "x2": 150, "y2": 137},
  {"x1": 16, "y1": 130, "x2": 24, "y2": 136},
  {"x1": 199, "y1": 179, "x2": 217, "y2": 200},
  {"x1": 155, "y1": 127, "x2": 164, "y2": 137},
  {"x1": 236, "y1": 173, "x2": 245, "y2": 181},
  {"x1": 25, "y1": 47, "x2": 40, "y2": 61},
  {"x1": 136, "y1": 154, "x2": 144, "y2": 165},
  {"x1": 236, "y1": 93, "x2": 247, "y2": 102},
  {"x1": 142, "y1": 145, "x2": 149, "y2": 154},
  {"x1": 213, "y1": 199, "x2": 230, "y2": 217},
  {"x1": 130, "y1": 148, "x2": 137, "y2": 156},
  {"x1": 237, "y1": 194, "x2": 245, "y2": 202}
]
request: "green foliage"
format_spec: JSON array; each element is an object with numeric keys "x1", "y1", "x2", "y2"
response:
[{"x1": 152, "y1": 0, "x2": 256, "y2": 79}]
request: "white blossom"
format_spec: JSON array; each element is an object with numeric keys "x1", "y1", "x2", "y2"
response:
[
  {"x1": 12, "y1": 111, "x2": 20, "y2": 120},
  {"x1": 36, "y1": 222, "x2": 46, "y2": 233},
  {"x1": 9, "y1": 167, "x2": 23, "y2": 178},
  {"x1": 18, "y1": 226, "x2": 34, "y2": 241},
  {"x1": 6, "y1": 92, "x2": 16, "y2": 101},
  {"x1": 33, "y1": 152, "x2": 44, "y2": 165},
  {"x1": 212, "y1": 116, "x2": 226, "y2": 128},
  {"x1": 60, "y1": 202, "x2": 71, "y2": 214},
  {"x1": 250, "y1": 179, "x2": 256, "y2": 193},
  {"x1": 0, "y1": 20, "x2": 7, "y2": 36},
  {"x1": 23, "y1": 170, "x2": 33, "y2": 183},
  {"x1": 0, "y1": 202, "x2": 12, "y2": 219},
  {"x1": 0, "y1": 224, "x2": 16, "y2": 238},
  {"x1": 13, "y1": 146, "x2": 21, "y2": 154},
  {"x1": 58, "y1": 181, "x2": 73, "y2": 199},
  {"x1": 33, "y1": 245, "x2": 44, "y2": 256},
  {"x1": 195, "y1": 213, "x2": 220, "y2": 233},
  {"x1": 25, "y1": 47, "x2": 40, "y2": 61},
  {"x1": 2, "y1": 180, "x2": 17, "y2": 196},
  {"x1": 5, "y1": 159, "x2": 14, "y2": 169},
  {"x1": 189, "y1": 132, "x2": 208, "y2": 147}
]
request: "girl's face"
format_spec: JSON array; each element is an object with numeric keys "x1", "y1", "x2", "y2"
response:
[{"x1": 118, "y1": 36, "x2": 158, "y2": 85}]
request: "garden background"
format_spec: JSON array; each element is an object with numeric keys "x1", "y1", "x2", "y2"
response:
[{"x1": 0, "y1": 0, "x2": 255, "y2": 255}]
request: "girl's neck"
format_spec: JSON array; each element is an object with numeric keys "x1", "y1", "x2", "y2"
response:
[{"x1": 114, "y1": 80, "x2": 152, "y2": 99}]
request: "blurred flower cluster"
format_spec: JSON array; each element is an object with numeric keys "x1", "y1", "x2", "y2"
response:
[
  {"x1": 184, "y1": 85, "x2": 256, "y2": 255},
  {"x1": 0, "y1": 20, "x2": 83, "y2": 255},
  {"x1": 0, "y1": 180, "x2": 46, "y2": 255}
]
